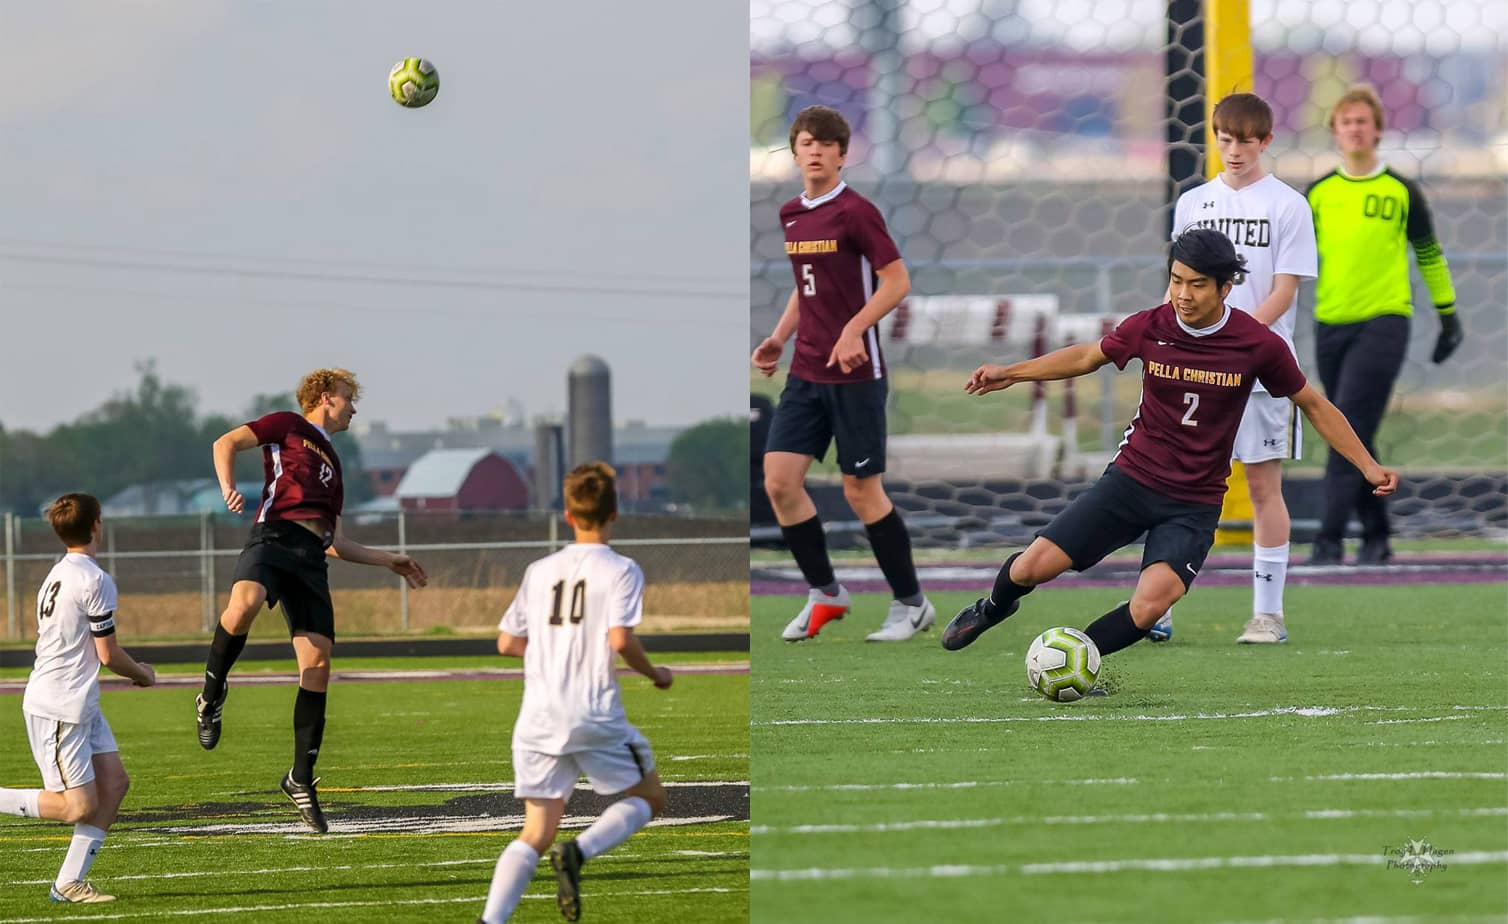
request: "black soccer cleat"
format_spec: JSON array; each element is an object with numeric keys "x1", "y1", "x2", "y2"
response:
[
  {"x1": 195, "y1": 685, "x2": 228, "y2": 751},
  {"x1": 1357, "y1": 538, "x2": 1394, "y2": 565},
  {"x1": 549, "y1": 840, "x2": 584, "y2": 922},
  {"x1": 941, "y1": 597, "x2": 1018, "y2": 651},
  {"x1": 280, "y1": 770, "x2": 329, "y2": 834},
  {"x1": 1308, "y1": 537, "x2": 1343, "y2": 566}
]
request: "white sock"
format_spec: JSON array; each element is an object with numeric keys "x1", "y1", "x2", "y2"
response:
[
  {"x1": 56, "y1": 824, "x2": 106, "y2": 887},
  {"x1": 575, "y1": 796, "x2": 652, "y2": 860},
  {"x1": 0, "y1": 788, "x2": 43, "y2": 818},
  {"x1": 481, "y1": 839, "x2": 539, "y2": 923},
  {"x1": 1253, "y1": 543, "x2": 1289, "y2": 616}
]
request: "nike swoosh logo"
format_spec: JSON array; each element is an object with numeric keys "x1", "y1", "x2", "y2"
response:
[
  {"x1": 855, "y1": 458, "x2": 870, "y2": 467},
  {"x1": 910, "y1": 610, "x2": 926, "y2": 629},
  {"x1": 785, "y1": 220, "x2": 797, "y2": 228},
  {"x1": 1156, "y1": 340, "x2": 1172, "y2": 346},
  {"x1": 1186, "y1": 564, "x2": 1198, "y2": 575}
]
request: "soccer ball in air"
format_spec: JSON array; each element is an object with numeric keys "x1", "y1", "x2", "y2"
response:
[
  {"x1": 389, "y1": 58, "x2": 440, "y2": 108},
  {"x1": 1025, "y1": 627, "x2": 1101, "y2": 702}
]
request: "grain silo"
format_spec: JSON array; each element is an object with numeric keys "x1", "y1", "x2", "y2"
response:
[{"x1": 567, "y1": 355, "x2": 612, "y2": 468}]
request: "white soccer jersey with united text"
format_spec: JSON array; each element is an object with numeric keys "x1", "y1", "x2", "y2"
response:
[
  {"x1": 1173, "y1": 172, "x2": 1318, "y2": 390},
  {"x1": 23, "y1": 554, "x2": 117, "y2": 724},
  {"x1": 499, "y1": 543, "x2": 645, "y2": 754}
]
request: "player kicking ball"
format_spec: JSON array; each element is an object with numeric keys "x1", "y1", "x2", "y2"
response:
[
  {"x1": 0, "y1": 494, "x2": 156, "y2": 903},
  {"x1": 479, "y1": 463, "x2": 672, "y2": 923},
  {"x1": 940, "y1": 229, "x2": 1397, "y2": 670},
  {"x1": 193, "y1": 368, "x2": 427, "y2": 832}
]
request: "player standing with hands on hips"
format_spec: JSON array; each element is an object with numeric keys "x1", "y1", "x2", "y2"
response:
[{"x1": 753, "y1": 104, "x2": 934, "y2": 643}]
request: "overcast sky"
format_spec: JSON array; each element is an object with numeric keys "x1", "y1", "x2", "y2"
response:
[{"x1": 0, "y1": 2, "x2": 746, "y2": 433}]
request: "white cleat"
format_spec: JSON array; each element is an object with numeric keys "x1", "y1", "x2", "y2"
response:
[
  {"x1": 781, "y1": 585, "x2": 852, "y2": 641},
  {"x1": 1237, "y1": 612, "x2": 1288, "y2": 644},
  {"x1": 866, "y1": 598, "x2": 936, "y2": 642},
  {"x1": 50, "y1": 880, "x2": 115, "y2": 903}
]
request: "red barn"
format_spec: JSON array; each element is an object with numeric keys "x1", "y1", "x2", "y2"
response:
[{"x1": 395, "y1": 448, "x2": 530, "y2": 512}]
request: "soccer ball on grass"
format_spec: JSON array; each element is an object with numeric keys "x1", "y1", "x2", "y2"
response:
[
  {"x1": 1025, "y1": 627, "x2": 1101, "y2": 702},
  {"x1": 389, "y1": 58, "x2": 440, "y2": 108}
]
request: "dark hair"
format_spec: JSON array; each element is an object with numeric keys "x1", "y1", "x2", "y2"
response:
[
  {"x1": 789, "y1": 105, "x2": 851, "y2": 155},
  {"x1": 47, "y1": 493, "x2": 101, "y2": 547},
  {"x1": 1211, "y1": 92, "x2": 1273, "y2": 141},
  {"x1": 1169, "y1": 227, "x2": 1248, "y2": 289}
]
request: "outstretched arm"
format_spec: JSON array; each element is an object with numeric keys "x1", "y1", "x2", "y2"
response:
[
  {"x1": 965, "y1": 342, "x2": 1111, "y2": 396},
  {"x1": 1291, "y1": 384, "x2": 1398, "y2": 495},
  {"x1": 327, "y1": 517, "x2": 429, "y2": 587},
  {"x1": 213, "y1": 426, "x2": 260, "y2": 514},
  {"x1": 94, "y1": 634, "x2": 155, "y2": 686}
]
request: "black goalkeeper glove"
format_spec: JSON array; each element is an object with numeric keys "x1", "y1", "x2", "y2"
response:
[{"x1": 1432, "y1": 311, "x2": 1462, "y2": 364}]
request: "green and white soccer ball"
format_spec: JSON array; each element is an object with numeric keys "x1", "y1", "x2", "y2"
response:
[
  {"x1": 389, "y1": 58, "x2": 440, "y2": 108},
  {"x1": 1025, "y1": 627, "x2": 1101, "y2": 702}
]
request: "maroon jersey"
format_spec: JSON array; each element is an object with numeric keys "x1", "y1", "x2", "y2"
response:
[
  {"x1": 781, "y1": 182, "x2": 902, "y2": 384},
  {"x1": 1100, "y1": 304, "x2": 1306, "y2": 504},
  {"x1": 246, "y1": 412, "x2": 345, "y2": 526}
]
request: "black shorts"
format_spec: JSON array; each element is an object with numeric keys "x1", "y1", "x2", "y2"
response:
[
  {"x1": 230, "y1": 521, "x2": 336, "y2": 640},
  {"x1": 764, "y1": 374, "x2": 888, "y2": 477},
  {"x1": 1039, "y1": 465, "x2": 1220, "y2": 591}
]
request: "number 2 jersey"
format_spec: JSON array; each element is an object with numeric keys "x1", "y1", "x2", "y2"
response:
[
  {"x1": 499, "y1": 543, "x2": 647, "y2": 754},
  {"x1": 1101, "y1": 304, "x2": 1307, "y2": 505},
  {"x1": 23, "y1": 554, "x2": 118, "y2": 724},
  {"x1": 246, "y1": 412, "x2": 344, "y2": 528}
]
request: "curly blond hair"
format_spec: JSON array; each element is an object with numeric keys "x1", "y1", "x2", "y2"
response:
[{"x1": 296, "y1": 368, "x2": 361, "y2": 413}]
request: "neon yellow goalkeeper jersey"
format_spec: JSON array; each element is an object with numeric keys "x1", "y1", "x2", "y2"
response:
[{"x1": 1305, "y1": 164, "x2": 1456, "y2": 325}]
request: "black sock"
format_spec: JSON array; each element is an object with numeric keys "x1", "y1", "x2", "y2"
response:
[
  {"x1": 781, "y1": 516, "x2": 837, "y2": 593},
  {"x1": 1083, "y1": 602, "x2": 1148, "y2": 657},
  {"x1": 202, "y1": 624, "x2": 248, "y2": 702},
  {"x1": 864, "y1": 508, "x2": 922, "y2": 604},
  {"x1": 292, "y1": 688, "x2": 328, "y2": 785},
  {"x1": 983, "y1": 552, "x2": 1034, "y2": 618}
]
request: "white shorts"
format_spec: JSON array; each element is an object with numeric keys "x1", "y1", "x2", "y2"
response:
[
  {"x1": 513, "y1": 728, "x2": 655, "y2": 801},
  {"x1": 1233, "y1": 390, "x2": 1301, "y2": 464},
  {"x1": 24, "y1": 710, "x2": 118, "y2": 792}
]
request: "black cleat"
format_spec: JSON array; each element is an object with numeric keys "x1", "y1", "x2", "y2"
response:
[
  {"x1": 195, "y1": 685, "x2": 228, "y2": 751},
  {"x1": 1308, "y1": 537, "x2": 1343, "y2": 566},
  {"x1": 549, "y1": 840, "x2": 584, "y2": 922},
  {"x1": 280, "y1": 770, "x2": 329, "y2": 834},
  {"x1": 1357, "y1": 538, "x2": 1393, "y2": 565},
  {"x1": 941, "y1": 597, "x2": 1018, "y2": 651}
]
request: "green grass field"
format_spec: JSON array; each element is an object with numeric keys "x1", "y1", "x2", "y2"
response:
[
  {"x1": 0, "y1": 655, "x2": 749, "y2": 922},
  {"x1": 751, "y1": 583, "x2": 1508, "y2": 923}
]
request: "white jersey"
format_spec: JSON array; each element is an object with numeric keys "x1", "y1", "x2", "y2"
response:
[
  {"x1": 23, "y1": 553, "x2": 118, "y2": 724},
  {"x1": 499, "y1": 543, "x2": 645, "y2": 754},
  {"x1": 1173, "y1": 172, "x2": 1317, "y2": 390}
]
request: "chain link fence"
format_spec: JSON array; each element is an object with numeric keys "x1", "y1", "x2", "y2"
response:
[{"x1": 2, "y1": 511, "x2": 748, "y2": 642}]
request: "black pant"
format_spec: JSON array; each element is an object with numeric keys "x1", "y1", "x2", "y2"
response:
[{"x1": 1314, "y1": 315, "x2": 1408, "y2": 543}]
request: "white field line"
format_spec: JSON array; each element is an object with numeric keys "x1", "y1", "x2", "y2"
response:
[
  {"x1": 758, "y1": 778, "x2": 1138, "y2": 793},
  {"x1": 750, "y1": 806, "x2": 1508, "y2": 835},
  {"x1": 750, "y1": 851, "x2": 1508, "y2": 881},
  {"x1": 756, "y1": 704, "x2": 1508, "y2": 726},
  {"x1": 1366, "y1": 716, "x2": 1470, "y2": 725},
  {"x1": 1271, "y1": 772, "x2": 1507, "y2": 782},
  {"x1": 320, "y1": 779, "x2": 748, "y2": 793},
  {"x1": 152, "y1": 813, "x2": 739, "y2": 838},
  {"x1": 0, "y1": 887, "x2": 747, "y2": 923}
]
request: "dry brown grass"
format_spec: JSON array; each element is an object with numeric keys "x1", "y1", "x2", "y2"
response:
[{"x1": 47, "y1": 581, "x2": 750, "y2": 641}]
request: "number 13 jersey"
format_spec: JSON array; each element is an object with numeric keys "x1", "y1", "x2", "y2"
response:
[
  {"x1": 499, "y1": 544, "x2": 646, "y2": 754},
  {"x1": 23, "y1": 554, "x2": 118, "y2": 724}
]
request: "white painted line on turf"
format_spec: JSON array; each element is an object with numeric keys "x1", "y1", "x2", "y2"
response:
[
  {"x1": 153, "y1": 813, "x2": 740, "y2": 837},
  {"x1": 758, "y1": 706, "x2": 1363, "y2": 725},
  {"x1": 1366, "y1": 716, "x2": 1469, "y2": 725},
  {"x1": 759, "y1": 778, "x2": 1137, "y2": 793},
  {"x1": 1271, "y1": 771, "x2": 1507, "y2": 782},
  {"x1": 750, "y1": 851, "x2": 1508, "y2": 881},
  {"x1": 0, "y1": 887, "x2": 748, "y2": 923},
  {"x1": 321, "y1": 779, "x2": 748, "y2": 793},
  {"x1": 750, "y1": 806, "x2": 1508, "y2": 835}
]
